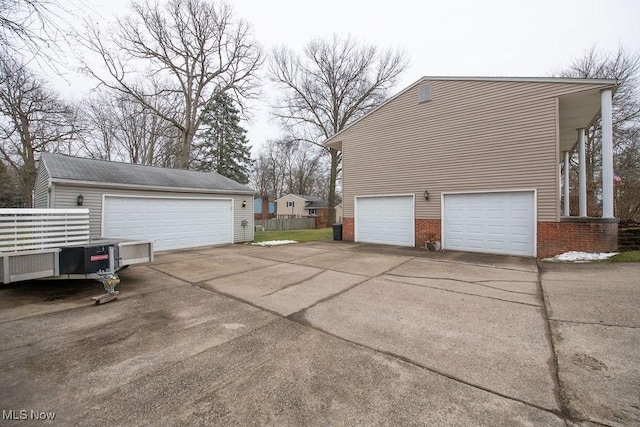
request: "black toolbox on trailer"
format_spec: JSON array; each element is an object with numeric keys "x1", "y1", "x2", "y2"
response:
[{"x1": 59, "y1": 243, "x2": 114, "y2": 275}]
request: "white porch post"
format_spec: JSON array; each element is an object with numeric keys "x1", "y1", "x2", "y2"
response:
[
  {"x1": 601, "y1": 89, "x2": 614, "y2": 218},
  {"x1": 563, "y1": 151, "x2": 570, "y2": 216},
  {"x1": 578, "y1": 128, "x2": 587, "y2": 217}
]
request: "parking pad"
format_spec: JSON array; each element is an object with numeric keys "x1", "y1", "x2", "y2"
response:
[
  {"x1": 73, "y1": 319, "x2": 563, "y2": 426},
  {"x1": 0, "y1": 285, "x2": 277, "y2": 419},
  {"x1": 298, "y1": 276, "x2": 559, "y2": 411},
  {"x1": 2, "y1": 242, "x2": 637, "y2": 425},
  {"x1": 388, "y1": 257, "x2": 539, "y2": 285},
  {"x1": 292, "y1": 249, "x2": 409, "y2": 277},
  {"x1": 152, "y1": 253, "x2": 277, "y2": 283},
  {"x1": 203, "y1": 263, "x2": 369, "y2": 316},
  {"x1": 550, "y1": 320, "x2": 640, "y2": 424},
  {"x1": 245, "y1": 245, "x2": 331, "y2": 262}
]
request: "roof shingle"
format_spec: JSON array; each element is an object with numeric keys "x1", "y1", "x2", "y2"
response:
[{"x1": 40, "y1": 153, "x2": 254, "y2": 193}]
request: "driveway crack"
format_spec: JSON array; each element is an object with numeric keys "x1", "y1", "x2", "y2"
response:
[
  {"x1": 384, "y1": 273, "x2": 537, "y2": 295},
  {"x1": 261, "y1": 270, "x2": 326, "y2": 297},
  {"x1": 284, "y1": 315, "x2": 563, "y2": 418},
  {"x1": 381, "y1": 276, "x2": 541, "y2": 307},
  {"x1": 549, "y1": 318, "x2": 640, "y2": 329},
  {"x1": 537, "y1": 261, "x2": 570, "y2": 419}
]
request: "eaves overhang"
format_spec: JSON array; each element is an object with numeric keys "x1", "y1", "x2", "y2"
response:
[
  {"x1": 322, "y1": 75, "x2": 618, "y2": 152},
  {"x1": 50, "y1": 178, "x2": 256, "y2": 195}
]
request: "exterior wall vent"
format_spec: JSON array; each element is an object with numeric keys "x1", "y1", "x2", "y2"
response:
[{"x1": 418, "y1": 84, "x2": 432, "y2": 103}]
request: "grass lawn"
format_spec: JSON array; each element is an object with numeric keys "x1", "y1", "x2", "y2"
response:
[
  {"x1": 607, "y1": 251, "x2": 640, "y2": 262},
  {"x1": 254, "y1": 227, "x2": 334, "y2": 243}
]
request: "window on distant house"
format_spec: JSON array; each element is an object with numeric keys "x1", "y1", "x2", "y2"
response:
[
  {"x1": 308, "y1": 208, "x2": 316, "y2": 215},
  {"x1": 286, "y1": 201, "x2": 294, "y2": 208}
]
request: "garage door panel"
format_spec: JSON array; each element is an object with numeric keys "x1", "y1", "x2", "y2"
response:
[
  {"x1": 356, "y1": 196, "x2": 414, "y2": 247},
  {"x1": 443, "y1": 191, "x2": 535, "y2": 256},
  {"x1": 103, "y1": 196, "x2": 233, "y2": 251}
]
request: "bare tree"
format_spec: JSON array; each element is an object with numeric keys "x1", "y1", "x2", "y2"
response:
[
  {"x1": 251, "y1": 139, "x2": 329, "y2": 201},
  {"x1": 79, "y1": 89, "x2": 181, "y2": 166},
  {"x1": 0, "y1": 0, "x2": 86, "y2": 72},
  {"x1": 251, "y1": 140, "x2": 287, "y2": 201},
  {"x1": 0, "y1": 53, "x2": 77, "y2": 204},
  {"x1": 78, "y1": 0, "x2": 263, "y2": 169},
  {"x1": 556, "y1": 46, "x2": 640, "y2": 218},
  {"x1": 1, "y1": 0, "x2": 57, "y2": 53},
  {"x1": 270, "y1": 34, "x2": 408, "y2": 223},
  {"x1": 79, "y1": 92, "x2": 121, "y2": 161}
]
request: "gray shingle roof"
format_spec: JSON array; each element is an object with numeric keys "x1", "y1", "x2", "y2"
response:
[
  {"x1": 293, "y1": 194, "x2": 325, "y2": 203},
  {"x1": 305, "y1": 200, "x2": 329, "y2": 208},
  {"x1": 40, "y1": 153, "x2": 254, "y2": 194}
]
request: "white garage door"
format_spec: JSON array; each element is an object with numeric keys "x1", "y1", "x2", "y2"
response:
[
  {"x1": 356, "y1": 195, "x2": 414, "y2": 246},
  {"x1": 443, "y1": 191, "x2": 535, "y2": 256},
  {"x1": 103, "y1": 196, "x2": 233, "y2": 251}
]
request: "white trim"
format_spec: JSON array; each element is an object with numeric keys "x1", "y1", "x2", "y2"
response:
[
  {"x1": 50, "y1": 178, "x2": 254, "y2": 195},
  {"x1": 600, "y1": 88, "x2": 615, "y2": 218},
  {"x1": 440, "y1": 189, "x2": 537, "y2": 257},
  {"x1": 440, "y1": 188, "x2": 538, "y2": 196},
  {"x1": 563, "y1": 151, "x2": 570, "y2": 217},
  {"x1": 101, "y1": 194, "x2": 235, "y2": 245},
  {"x1": 578, "y1": 128, "x2": 588, "y2": 217},
  {"x1": 354, "y1": 193, "x2": 416, "y2": 247},
  {"x1": 416, "y1": 76, "x2": 617, "y2": 84}
]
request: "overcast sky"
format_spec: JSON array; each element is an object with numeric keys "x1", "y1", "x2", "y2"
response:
[{"x1": 54, "y1": 0, "x2": 640, "y2": 153}]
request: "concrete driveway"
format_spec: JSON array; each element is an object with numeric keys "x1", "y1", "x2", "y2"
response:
[{"x1": 0, "y1": 241, "x2": 637, "y2": 426}]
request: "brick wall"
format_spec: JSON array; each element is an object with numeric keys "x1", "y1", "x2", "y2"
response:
[
  {"x1": 344, "y1": 216, "x2": 618, "y2": 258},
  {"x1": 342, "y1": 217, "x2": 354, "y2": 241},
  {"x1": 537, "y1": 218, "x2": 618, "y2": 258},
  {"x1": 314, "y1": 208, "x2": 329, "y2": 229},
  {"x1": 415, "y1": 219, "x2": 441, "y2": 249}
]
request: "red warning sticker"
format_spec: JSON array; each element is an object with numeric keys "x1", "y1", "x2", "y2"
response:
[{"x1": 91, "y1": 254, "x2": 109, "y2": 261}]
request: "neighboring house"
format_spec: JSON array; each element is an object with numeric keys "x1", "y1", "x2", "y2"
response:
[
  {"x1": 275, "y1": 194, "x2": 331, "y2": 228},
  {"x1": 254, "y1": 197, "x2": 275, "y2": 219},
  {"x1": 275, "y1": 194, "x2": 328, "y2": 218},
  {"x1": 324, "y1": 76, "x2": 619, "y2": 258},
  {"x1": 34, "y1": 153, "x2": 255, "y2": 251}
]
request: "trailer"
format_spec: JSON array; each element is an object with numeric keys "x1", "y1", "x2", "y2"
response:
[{"x1": 0, "y1": 208, "x2": 153, "y2": 303}]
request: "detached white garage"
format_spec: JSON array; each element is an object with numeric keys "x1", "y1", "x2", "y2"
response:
[
  {"x1": 355, "y1": 195, "x2": 414, "y2": 246},
  {"x1": 103, "y1": 196, "x2": 233, "y2": 251},
  {"x1": 442, "y1": 191, "x2": 536, "y2": 256},
  {"x1": 34, "y1": 153, "x2": 255, "y2": 251}
]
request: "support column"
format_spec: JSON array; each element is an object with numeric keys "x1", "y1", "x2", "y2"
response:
[
  {"x1": 578, "y1": 128, "x2": 587, "y2": 217},
  {"x1": 601, "y1": 89, "x2": 614, "y2": 218},
  {"x1": 563, "y1": 151, "x2": 570, "y2": 216}
]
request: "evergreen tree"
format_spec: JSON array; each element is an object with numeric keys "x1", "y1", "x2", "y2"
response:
[{"x1": 192, "y1": 93, "x2": 252, "y2": 184}]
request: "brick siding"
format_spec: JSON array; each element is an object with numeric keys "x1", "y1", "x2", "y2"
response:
[
  {"x1": 343, "y1": 216, "x2": 618, "y2": 258},
  {"x1": 415, "y1": 219, "x2": 442, "y2": 249},
  {"x1": 537, "y1": 218, "x2": 618, "y2": 258},
  {"x1": 342, "y1": 217, "x2": 354, "y2": 241}
]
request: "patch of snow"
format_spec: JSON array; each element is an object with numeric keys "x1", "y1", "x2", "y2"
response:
[
  {"x1": 543, "y1": 251, "x2": 619, "y2": 262},
  {"x1": 251, "y1": 240, "x2": 297, "y2": 247}
]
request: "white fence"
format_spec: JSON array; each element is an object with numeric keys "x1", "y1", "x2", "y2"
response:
[
  {"x1": 0, "y1": 209, "x2": 90, "y2": 252},
  {"x1": 255, "y1": 218, "x2": 315, "y2": 231}
]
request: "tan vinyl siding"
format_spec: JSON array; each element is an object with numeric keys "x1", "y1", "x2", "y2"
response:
[
  {"x1": 340, "y1": 80, "x2": 609, "y2": 222},
  {"x1": 276, "y1": 195, "x2": 306, "y2": 217},
  {"x1": 233, "y1": 196, "x2": 254, "y2": 243},
  {"x1": 33, "y1": 165, "x2": 50, "y2": 208},
  {"x1": 51, "y1": 184, "x2": 254, "y2": 243}
]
